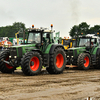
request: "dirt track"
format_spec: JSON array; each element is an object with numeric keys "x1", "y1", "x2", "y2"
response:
[{"x1": 0, "y1": 68, "x2": 100, "y2": 100}]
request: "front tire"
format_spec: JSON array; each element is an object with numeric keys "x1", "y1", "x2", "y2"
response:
[
  {"x1": 21, "y1": 51, "x2": 42, "y2": 76},
  {"x1": 77, "y1": 53, "x2": 91, "y2": 70},
  {"x1": 46, "y1": 47, "x2": 66, "y2": 74},
  {"x1": 0, "y1": 50, "x2": 15, "y2": 73}
]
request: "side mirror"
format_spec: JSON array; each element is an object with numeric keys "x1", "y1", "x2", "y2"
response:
[{"x1": 95, "y1": 39, "x2": 97, "y2": 43}]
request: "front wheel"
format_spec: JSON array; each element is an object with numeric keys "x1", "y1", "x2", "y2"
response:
[
  {"x1": 0, "y1": 50, "x2": 15, "y2": 73},
  {"x1": 21, "y1": 51, "x2": 42, "y2": 76},
  {"x1": 46, "y1": 47, "x2": 66, "y2": 74},
  {"x1": 77, "y1": 53, "x2": 91, "y2": 70}
]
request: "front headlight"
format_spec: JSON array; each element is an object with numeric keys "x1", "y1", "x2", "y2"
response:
[{"x1": 14, "y1": 56, "x2": 17, "y2": 59}]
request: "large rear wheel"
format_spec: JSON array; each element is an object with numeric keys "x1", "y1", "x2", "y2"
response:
[
  {"x1": 77, "y1": 53, "x2": 91, "y2": 70},
  {"x1": 21, "y1": 51, "x2": 42, "y2": 76},
  {"x1": 46, "y1": 47, "x2": 66, "y2": 74},
  {"x1": 0, "y1": 50, "x2": 15, "y2": 73}
]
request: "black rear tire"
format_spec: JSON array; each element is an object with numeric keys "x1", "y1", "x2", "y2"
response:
[
  {"x1": 77, "y1": 53, "x2": 91, "y2": 70},
  {"x1": 0, "y1": 50, "x2": 15, "y2": 73},
  {"x1": 46, "y1": 47, "x2": 66, "y2": 74},
  {"x1": 21, "y1": 51, "x2": 42, "y2": 76}
]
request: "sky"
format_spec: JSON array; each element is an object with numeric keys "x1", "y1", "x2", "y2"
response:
[{"x1": 0, "y1": 0, "x2": 100, "y2": 37}]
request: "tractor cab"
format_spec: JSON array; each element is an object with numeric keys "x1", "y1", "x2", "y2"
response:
[
  {"x1": 78, "y1": 35, "x2": 98, "y2": 51},
  {"x1": 71, "y1": 34, "x2": 99, "y2": 48},
  {"x1": 26, "y1": 24, "x2": 54, "y2": 51},
  {"x1": 62, "y1": 37, "x2": 76, "y2": 50}
]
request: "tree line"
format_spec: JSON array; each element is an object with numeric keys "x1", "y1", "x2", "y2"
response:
[
  {"x1": 0, "y1": 22, "x2": 26, "y2": 37},
  {"x1": 0, "y1": 22, "x2": 100, "y2": 38},
  {"x1": 69, "y1": 22, "x2": 100, "y2": 37}
]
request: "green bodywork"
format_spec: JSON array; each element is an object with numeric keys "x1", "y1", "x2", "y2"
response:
[
  {"x1": 9, "y1": 29, "x2": 60, "y2": 58},
  {"x1": 10, "y1": 44, "x2": 36, "y2": 57},
  {"x1": 10, "y1": 42, "x2": 53, "y2": 58},
  {"x1": 44, "y1": 44, "x2": 52, "y2": 54},
  {"x1": 69, "y1": 46, "x2": 98, "y2": 57},
  {"x1": 66, "y1": 35, "x2": 100, "y2": 65}
]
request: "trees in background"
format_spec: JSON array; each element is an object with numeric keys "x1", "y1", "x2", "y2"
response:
[
  {"x1": 0, "y1": 22, "x2": 26, "y2": 37},
  {"x1": 69, "y1": 22, "x2": 100, "y2": 37},
  {"x1": 0, "y1": 22, "x2": 100, "y2": 38}
]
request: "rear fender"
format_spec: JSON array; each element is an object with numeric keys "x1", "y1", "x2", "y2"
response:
[
  {"x1": 49, "y1": 44, "x2": 64, "y2": 54},
  {"x1": 31, "y1": 49, "x2": 42, "y2": 56}
]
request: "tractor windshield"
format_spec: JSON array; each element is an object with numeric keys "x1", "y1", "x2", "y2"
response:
[
  {"x1": 27, "y1": 32, "x2": 41, "y2": 43},
  {"x1": 79, "y1": 38, "x2": 90, "y2": 46}
]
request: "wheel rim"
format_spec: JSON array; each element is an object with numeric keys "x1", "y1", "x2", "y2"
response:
[
  {"x1": 56, "y1": 54, "x2": 64, "y2": 68},
  {"x1": 5, "y1": 57, "x2": 13, "y2": 69},
  {"x1": 30, "y1": 56, "x2": 40, "y2": 71},
  {"x1": 84, "y1": 56, "x2": 89, "y2": 67}
]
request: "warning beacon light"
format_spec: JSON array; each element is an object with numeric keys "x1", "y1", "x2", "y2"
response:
[
  {"x1": 32, "y1": 25, "x2": 34, "y2": 28},
  {"x1": 51, "y1": 24, "x2": 53, "y2": 27},
  {"x1": 97, "y1": 32, "x2": 99, "y2": 35},
  {"x1": 51, "y1": 24, "x2": 53, "y2": 30}
]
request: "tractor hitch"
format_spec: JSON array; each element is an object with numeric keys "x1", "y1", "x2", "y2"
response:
[{"x1": 1, "y1": 59, "x2": 15, "y2": 67}]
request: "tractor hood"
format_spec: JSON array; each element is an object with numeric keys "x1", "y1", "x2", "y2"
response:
[
  {"x1": 10, "y1": 44, "x2": 37, "y2": 57},
  {"x1": 68, "y1": 47, "x2": 86, "y2": 51},
  {"x1": 67, "y1": 47, "x2": 86, "y2": 57},
  {"x1": 10, "y1": 44, "x2": 36, "y2": 48}
]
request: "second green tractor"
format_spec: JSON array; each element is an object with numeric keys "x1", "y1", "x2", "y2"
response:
[{"x1": 66, "y1": 34, "x2": 100, "y2": 69}]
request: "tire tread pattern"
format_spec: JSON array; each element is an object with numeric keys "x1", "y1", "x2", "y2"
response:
[
  {"x1": 77, "y1": 53, "x2": 91, "y2": 70},
  {"x1": 46, "y1": 47, "x2": 66, "y2": 74},
  {"x1": 21, "y1": 51, "x2": 42, "y2": 76},
  {"x1": 0, "y1": 50, "x2": 16, "y2": 73}
]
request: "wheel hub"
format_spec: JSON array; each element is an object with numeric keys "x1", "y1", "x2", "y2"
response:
[
  {"x1": 84, "y1": 56, "x2": 89, "y2": 67},
  {"x1": 56, "y1": 54, "x2": 64, "y2": 68},
  {"x1": 30, "y1": 56, "x2": 40, "y2": 71}
]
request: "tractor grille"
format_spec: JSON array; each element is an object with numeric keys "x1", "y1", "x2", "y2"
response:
[
  {"x1": 10, "y1": 47, "x2": 22, "y2": 58},
  {"x1": 10, "y1": 48, "x2": 17, "y2": 58},
  {"x1": 68, "y1": 50, "x2": 73, "y2": 57},
  {"x1": 74, "y1": 50, "x2": 77, "y2": 57},
  {"x1": 18, "y1": 47, "x2": 22, "y2": 57}
]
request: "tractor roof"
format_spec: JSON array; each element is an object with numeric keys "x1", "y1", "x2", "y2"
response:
[
  {"x1": 28, "y1": 27, "x2": 55, "y2": 33},
  {"x1": 78, "y1": 34, "x2": 100, "y2": 39}
]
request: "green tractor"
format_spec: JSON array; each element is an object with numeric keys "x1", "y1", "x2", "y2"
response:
[
  {"x1": 0, "y1": 24, "x2": 66, "y2": 75},
  {"x1": 66, "y1": 34, "x2": 100, "y2": 69}
]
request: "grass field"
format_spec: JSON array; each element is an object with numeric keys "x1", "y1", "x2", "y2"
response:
[
  {"x1": 16, "y1": 66, "x2": 21, "y2": 69},
  {"x1": 16, "y1": 66, "x2": 45, "y2": 70}
]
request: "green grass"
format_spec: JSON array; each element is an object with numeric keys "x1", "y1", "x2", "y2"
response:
[
  {"x1": 16, "y1": 66, "x2": 45, "y2": 69},
  {"x1": 17, "y1": 66, "x2": 21, "y2": 69}
]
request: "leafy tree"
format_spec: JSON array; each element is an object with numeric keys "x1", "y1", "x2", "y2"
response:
[
  {"x1": 78, "y1": 22, "x2": 90, "y2": 35},
  {"x1": 89, "y1": 25, "x2": 100, "y2": 36},
  {"x1": 0, "y1": 22, "x2": 26, "y2": 37},
  {"x1": 12, "y1": 22, "x2": 26, "y2": 37},
  {"x1": 69, "y1": 22, "x2": 90, "y2": 37},
  {"x1": 69, "y1": 25, "x2": 79, "y2": 37}
]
